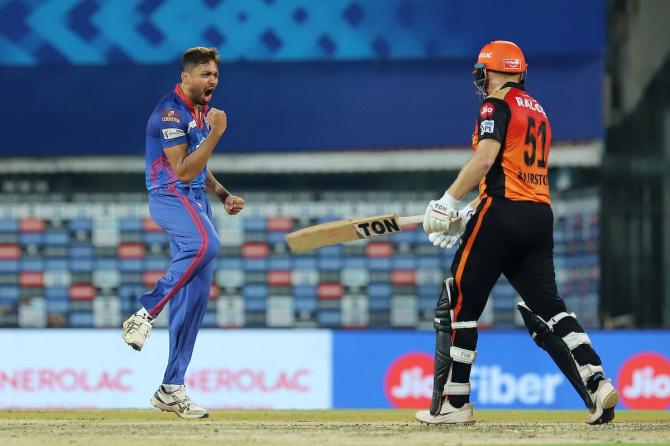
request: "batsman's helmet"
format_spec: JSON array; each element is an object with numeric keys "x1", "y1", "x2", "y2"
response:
[{"x1": 473, "y1": 40, "x2": 527, "y2": 97}]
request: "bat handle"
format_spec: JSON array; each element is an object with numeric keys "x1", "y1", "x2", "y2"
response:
[{"x1": 398, "y1": 215, "x2": 424, "y2": 227}]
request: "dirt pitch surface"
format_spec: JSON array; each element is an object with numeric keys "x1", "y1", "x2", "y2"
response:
[{"x1": 1, "y1": 410, "x2": 669, "y2": 446}]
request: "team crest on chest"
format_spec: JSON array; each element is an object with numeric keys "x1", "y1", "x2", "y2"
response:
[{"x1": 161, "y1": 109, "x2": 181, "y2": 124}]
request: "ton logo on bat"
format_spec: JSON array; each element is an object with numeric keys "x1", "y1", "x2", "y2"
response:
[{"x1": 355, "y1": 218, "x2": 400, "y2": 238}]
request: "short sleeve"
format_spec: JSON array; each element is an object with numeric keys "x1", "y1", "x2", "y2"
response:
[
  {"x1": 476, "y1": 100, "x2": 509, "y2": 144},
  {"x1": 158, "y1": 108, "x2": 188, "y2": 149}
]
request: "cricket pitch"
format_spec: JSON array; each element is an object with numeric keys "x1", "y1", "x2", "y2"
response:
[{"x1": 1, "y1": 409, "x2": 669, "y2": 446}]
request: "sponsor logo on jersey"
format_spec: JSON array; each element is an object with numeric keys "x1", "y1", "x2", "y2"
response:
[
  {"x1": 187, "y1": 120, "x2": 198, "y2": 133},
  {"x1": 161, "y1": 109, "x2": 181, "y2": 124},
  {"x1": 479, "y1": 52, "x2": 493, "y2": 59},
  {"x1": 504, "y1": 58, "x2": 521, "y2": 69},
  {"x1": 515, "y1": 96, "x2": 547, "y2": 116},
  {"x1": 480, "y1": 103, "x2": 494, "y2": 118},
  {"x1": 191, "y1": 135, "x2": 206, "y2": 152},
  {"x1": 480, "y1": 119, "x2": 495, "y2": 134},
  {"x1": 161, "y1": 128, "x2": 186, "y2": 140},
  {"x1": 618, "y1": 352, "x2": 670, "y2": 409},
  {"x1": 355, "y1": 218, "x2": 401, "y2": 238}
]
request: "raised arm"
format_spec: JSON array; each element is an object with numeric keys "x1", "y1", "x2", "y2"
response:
[{"x1": 163, "y1": 108, "x2": 227, "y2": 183}]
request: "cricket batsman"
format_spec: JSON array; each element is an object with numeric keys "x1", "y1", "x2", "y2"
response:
[
  {"x1": 121, "y1": 47, "x2": 244, "y2": 418},
  {"x1": 416, "y1": 41, "x2": 619, "y2": 424}
]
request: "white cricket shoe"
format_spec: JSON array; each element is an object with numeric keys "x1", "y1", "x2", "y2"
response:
[
  {"x1": 415, "y1": 400, "x2": 475, "y2": 424},
  {"x1": 121, "y1": 311, "x2": 153, "y2": 351},
  {"x1": 586, "y1": 379, "x2": 619, "y2": 425},
  {"x1": 151, "y1": 385, "x2": 209, "y2": 419}
]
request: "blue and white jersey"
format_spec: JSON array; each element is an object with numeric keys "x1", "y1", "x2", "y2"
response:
[{"x1": 145, "y1": 84, "x2": 210, "y2": 191}]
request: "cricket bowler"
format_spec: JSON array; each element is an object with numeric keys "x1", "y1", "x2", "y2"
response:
[{"x1": 121, "y1": 47, "x2": 244, "y2": 418}]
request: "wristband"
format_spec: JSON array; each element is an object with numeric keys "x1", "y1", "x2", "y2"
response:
[{"x1": 439, "y1": 191, "x2": 460, "y2": 208}]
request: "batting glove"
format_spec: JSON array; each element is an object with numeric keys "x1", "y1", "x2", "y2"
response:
[
  {"x1": 427, "y1": 204, "x2": 476, "y2": 249},
  {"x1": 428, "y1": 232, "x2": 460, "y2": 249},
  {"x1": 448, "y1": 204, "x2": 476, "y2": 237},
  {"x1": 423, "y1": 192, "x2": 459, "y2": 234}
]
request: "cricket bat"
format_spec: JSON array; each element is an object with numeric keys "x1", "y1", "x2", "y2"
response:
[{"x1": 285, "y1": 214, "x2": 424, "y2": 253}]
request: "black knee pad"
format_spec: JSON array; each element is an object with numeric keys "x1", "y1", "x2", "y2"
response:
[
  {"x1": 572, "y1": 345, "x2": 602, "y2": 366},
  {"x1": 430, "y1": 278, "x2": 477, "y2": 415},
  {"x1": 452, "y1": 326, "x2": 478, "y2": 351},
  {"x1": 433, "y1": 279, "x2": 453, "y2": 332},
  {"x1": 552, "y1": 317, "x2": 602, "y2": 366},
  {"x1": 547, "y1": 310, "x2": 604, "y2": 378},
  {"x1": 552, "y1": 316, "x2": 584, "y2": 337},
  {"x1": 517, "y1": 302, "x2": 594, "y2": 409}
]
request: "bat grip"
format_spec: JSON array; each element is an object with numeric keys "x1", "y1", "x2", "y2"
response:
[{"x1": 398, "y1": 215, "x2": 424, "y2": 227}]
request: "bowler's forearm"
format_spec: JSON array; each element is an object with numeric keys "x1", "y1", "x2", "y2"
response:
[
  {"x1": 177, "y1": 133, "x2": 221, "y2": 182},
  {"x1": 206, "y1": 169, "x2": 230, "y2": 201}
]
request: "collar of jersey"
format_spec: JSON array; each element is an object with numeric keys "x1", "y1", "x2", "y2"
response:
[
  {"x1": 502, "y1": 81, "x2": 525, "y2": 91},
  {"x1": 174, "y1": 84, "x2": 208, "y2": 128}
]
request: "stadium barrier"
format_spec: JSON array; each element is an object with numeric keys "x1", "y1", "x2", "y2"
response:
[{"x1": 0, "y1": 330, "x2": 668, "y2": 410}]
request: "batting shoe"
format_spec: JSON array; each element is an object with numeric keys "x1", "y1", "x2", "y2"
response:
[
  {"x1": 586, "y1": 379, "x2": 619, "y2": 425},
  {"x1": 415, "y1": 400, "x2": 475, "y2": 424},
  {"x1": 151, "y1": 385, "x2": 209, "y2": 419},
  {"x1": 121, "y1": 310, "x2": 153, "y2": 351}
]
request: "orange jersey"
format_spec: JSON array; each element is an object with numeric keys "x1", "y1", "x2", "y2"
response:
[{"x1": 471, "y1": 82, "x2": 552, "y2": 205}]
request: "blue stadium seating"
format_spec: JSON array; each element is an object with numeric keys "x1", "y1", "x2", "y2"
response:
[{"x1": 0, "y1": 201, "x2": 600, "y2": 329}]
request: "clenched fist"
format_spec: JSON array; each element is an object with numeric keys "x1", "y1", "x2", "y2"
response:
[
  {"x1": 224, "y1": 195, "x2": 245, "y2": 215},
  {"x1": 207, "y1": 108, "x2": 227, "y2": 136}
]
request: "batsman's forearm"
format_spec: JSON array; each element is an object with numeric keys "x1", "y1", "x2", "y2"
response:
[
  {"x1": 447, "y1": 154, "x2": 492, "y2": 200},
  {"x1": 177, "y1": 132, "x2": 221, "y2": 182}
]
